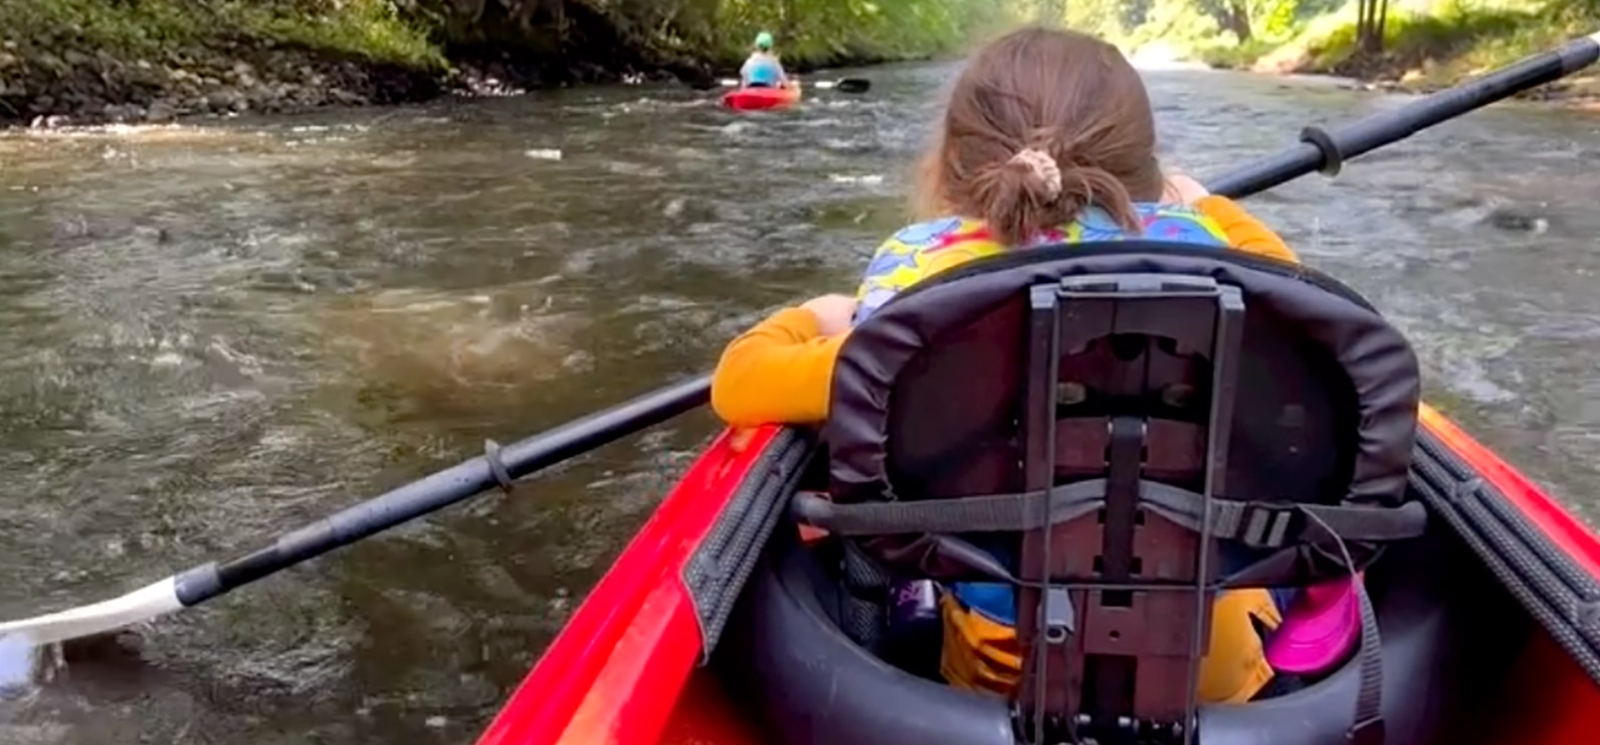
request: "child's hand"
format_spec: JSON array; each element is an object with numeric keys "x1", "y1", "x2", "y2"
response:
[
  {"x1": 800, "y1": 294, "x2": 858, "y2": 336},
  {"x1": 1161, "y1": 172, "x2": 1210, "y2": 205}
]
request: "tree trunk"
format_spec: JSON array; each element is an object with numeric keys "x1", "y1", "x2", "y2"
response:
[
  {"x1": 1353, "y1": 0, "x2": 1386, "y2": 56},
  {"x1": 1370, "y1": 0, "x2": 1389, "y2": 54},
  {"x1": 1355, "y1": 0, "x2": 1367, "y2": 52},
  {"x1": 1226, "y1": 3, "x2": 1251, "y2": 42}
]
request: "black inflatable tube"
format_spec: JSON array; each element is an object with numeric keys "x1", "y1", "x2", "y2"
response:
[
  {"x1": 740, "y1": 544, "x2": 1016, "y2": 745},
  {"x1": 733, "y1": 539, "x2": 1460, "y2": 745}
]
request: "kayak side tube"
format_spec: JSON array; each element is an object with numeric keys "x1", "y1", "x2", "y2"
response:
[
  {"x1": 477, "y1": 425, "x2": 797, "y2": 745},
  {"x1": 1414, "y1": 405, "x2": 1600, "y2": 681},
  {"x1": 683, "y1": 427, "x2": 818, "y2": 659}
]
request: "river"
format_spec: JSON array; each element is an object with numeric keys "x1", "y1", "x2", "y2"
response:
[{"x1": 0, "y1": 60, "x2": 1598, "y2": 744}]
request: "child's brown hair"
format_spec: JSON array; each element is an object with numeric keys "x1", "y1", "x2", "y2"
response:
[{"x1": 913, "y1": 26, "x2": 1165, "y2": 245}]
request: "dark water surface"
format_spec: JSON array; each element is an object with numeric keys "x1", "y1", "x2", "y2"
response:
[{"x1": 1, "y1": 60, "x2": 1598, "y2": 743}]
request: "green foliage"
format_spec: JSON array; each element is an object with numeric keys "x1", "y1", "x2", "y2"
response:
[
  {"x1": 2, "y1": 0, "x2": 1591, "y2": 94},
  {"x1": 0, "y1": 0, "x2": 444, "y2": 68},
  {"x1": 1047, "y1": 0, "x2": 1597, "y2": 86},
  {"x1": 0, "y1": 0, "x2": 1055, "y2": 78},
  {"x1": 656, "y1": 0, "x2": 1043, "y2": 67},
  {"x1": 1300, "y1": 0, "x2": 1592, "y2": 74}
]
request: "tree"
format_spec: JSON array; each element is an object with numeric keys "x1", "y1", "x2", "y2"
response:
[
  {"x1": 1197, "y1": 0, "x2": 1253, "y2": 40},
  {"x1": 1354, "y1": 0, "x2": 1389, "y2": 54}
]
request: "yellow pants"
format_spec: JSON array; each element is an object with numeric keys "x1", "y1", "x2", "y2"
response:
[{"x1": 940, "y1": 588, "x2": 1282, "y2": 704}]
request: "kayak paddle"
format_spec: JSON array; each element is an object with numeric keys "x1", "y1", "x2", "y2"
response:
[
  {"x1": 717, "y1": 77, "x2": 870, "y2": 93},
  {"x1": 0, "y1": 376, "x2": 711, "y2": 647},
  {"x1": 1, "y1": 29, "x2": 1597, "y2": 649},
  {"x1": 815, "y1": 78, "x2": 871, "y2": 93}
]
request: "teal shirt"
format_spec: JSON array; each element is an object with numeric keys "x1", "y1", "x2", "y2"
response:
[{"x1": 741, "y1": 54, "x2": 784, "y2": 86}]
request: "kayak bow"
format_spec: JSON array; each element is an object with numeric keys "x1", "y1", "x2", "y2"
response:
[{"x1": 722, "y1": 84, "x2": 802, "y2": 111}]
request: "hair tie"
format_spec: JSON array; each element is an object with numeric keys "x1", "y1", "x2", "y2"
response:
[{"x1": 1009, "y1": 148, "x2": 1062, "y2": 199}]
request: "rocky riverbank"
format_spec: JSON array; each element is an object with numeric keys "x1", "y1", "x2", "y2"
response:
[
  {"x1": 1215, "y1": 9, "x2": 1600, "y2": 113},
  {"x1": 0, "y1": 0, "x2": 999, "y2": 129},
  {"x1": 1340, "y1": 74, "x2": 1600, "y2": 111},
  {"x1": 1244, "y1": 41, "x2": 1600, "y2": 111},
  {"x1": 0, "y1": 40, "x2": 445, "y2": 127},
  {"x1": 0, "y1": 31, "x2": 724, "y2": 129},
  {"x1": 0, "y1": 30, "x2": 894, "y2": 130}
]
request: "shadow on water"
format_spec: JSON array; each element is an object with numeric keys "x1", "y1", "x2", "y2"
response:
[{"x1": 0, "y1": 63, "x2": 1598, "y2": 742}]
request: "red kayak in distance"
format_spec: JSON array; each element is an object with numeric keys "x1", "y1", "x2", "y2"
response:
[{"x1": 721, "y1": 83, "x2": 802, "y2": 111}]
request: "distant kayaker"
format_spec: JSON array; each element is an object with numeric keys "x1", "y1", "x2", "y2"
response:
[
  {"x1": 711, "y1": 26, "x2": 1361, "y2": 705},
  {"x1": 739, "y1": 32, "x2": 789, "y2": 89}
]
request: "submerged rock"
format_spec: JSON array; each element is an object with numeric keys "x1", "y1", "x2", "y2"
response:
[{"x1": 1485, "y1": 205, "x2": 1551, "y2": 234}]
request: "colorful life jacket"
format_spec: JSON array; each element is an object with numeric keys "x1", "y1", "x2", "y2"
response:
[{"x1": 853, "y1": 203, "x2": 1232, "y2": 324}]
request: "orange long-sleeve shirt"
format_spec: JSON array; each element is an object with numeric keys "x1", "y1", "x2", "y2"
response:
[{"x1": 710, "y1": 196, "x2": 1298, "y2": 427}]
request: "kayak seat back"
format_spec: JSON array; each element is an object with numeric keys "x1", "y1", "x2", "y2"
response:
[{"x1": 800, "y1": 243, "x2": 1426, "y2": 742}]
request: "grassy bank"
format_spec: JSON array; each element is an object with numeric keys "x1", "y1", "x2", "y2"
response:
[
  {"x1": 0, "y1": 0, "x2": 1042, "y2": 126},
  {"x1": 1061, "y1": 0, "x2": 1599, "y2": 105},
  {"x1": 1271, "y1": 0, "x2": 1597, "y2": 96}
]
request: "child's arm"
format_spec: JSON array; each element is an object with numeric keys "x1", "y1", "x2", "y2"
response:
[
  {"x1": 710, "y1": 306, "x2": 848, "y2": 428},
  {"x1": 1193, "y1": 195, "x2": 1300, "y2": 265}
]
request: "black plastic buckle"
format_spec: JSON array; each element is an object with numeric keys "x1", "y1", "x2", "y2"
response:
[
  {"x1": 1347, "y1": 715, "x2": 1386, "y2": 745},
  {"x1": 1043, "y1": 587, "x2": 1077, "y2": 644},
  {"x1": 1238, "y1": 504, "x2": 1299, "y2": 549}
]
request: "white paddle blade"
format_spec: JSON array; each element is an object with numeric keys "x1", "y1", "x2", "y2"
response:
[
  {"x1": 719, "y1": 78, "x2": 739, "y2": 87},
  {"x1": 814, "y1": 81, "x2": 836, "y2": 89},
  {"x1": 0, "y1": 577, "x2": 182, "y2": 647}
]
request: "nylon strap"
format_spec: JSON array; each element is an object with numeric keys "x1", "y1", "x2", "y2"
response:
[{"x1": 790, "y1": 480, "x2": 1427, "y2": 547}]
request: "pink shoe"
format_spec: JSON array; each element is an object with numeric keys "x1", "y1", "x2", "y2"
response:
[{"x1": 1265, "y1": 573, "x2": 1363, "y2": 676}]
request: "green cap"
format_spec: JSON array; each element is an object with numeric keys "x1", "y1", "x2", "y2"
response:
[{"x1": 755, "y1": 32, "x2": 774, "y2": 50}]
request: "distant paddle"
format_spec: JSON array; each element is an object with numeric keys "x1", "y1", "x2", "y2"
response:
[
  {"x1": 716, "y1": 77, "x2": 870, "y2": 93},
  {"x1": 818, "y1": 78, "x2": 871, "y2": 93}
]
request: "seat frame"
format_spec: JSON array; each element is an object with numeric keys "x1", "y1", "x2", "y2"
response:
[{"x1": 1015, "y1": 274, "x2": 1244, "y2": 744}]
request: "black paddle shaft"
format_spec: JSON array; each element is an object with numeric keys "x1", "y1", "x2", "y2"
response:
[
  {"x1": 173, "y1": 375, "x2": 713, "y2": 605},
  {"x1": 172, "y1": 31, "x2": 1600, "y2": 608}
]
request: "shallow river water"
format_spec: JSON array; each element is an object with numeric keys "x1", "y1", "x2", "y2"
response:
[{"x1": 1, "y1": 60, "x2": 1599, "y2": 743}]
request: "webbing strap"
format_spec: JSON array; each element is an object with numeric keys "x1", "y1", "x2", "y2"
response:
[
  {"x1": 1293, "y1": 506, "x2": 1386, "y2": 745},
  {"x1": 791, "y1": 481, "x2": 1427, "y2": 548},
  {"x1": 1350, "y1": 582, "x2": 1386, "y2": 745}
]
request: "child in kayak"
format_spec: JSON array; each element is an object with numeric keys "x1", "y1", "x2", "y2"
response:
[
  {"x1": 740, "y1": 32, "x2": 789, "y2": 89},
  {"x1": 711, "y1": 26, "x2": 1357, "y2": 704}
]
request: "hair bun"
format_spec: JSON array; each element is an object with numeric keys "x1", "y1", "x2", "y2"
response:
[{"x1": 1008, "y1": 148, "x2": 1062, "y2": 199}]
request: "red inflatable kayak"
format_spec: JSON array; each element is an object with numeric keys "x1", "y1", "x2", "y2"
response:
[
  {"x1": 476, "y1": 246, "x2": 1600, "y2": 745},
  {"x1": 721, "y1": 84, "x2": 802, "y2": 111}
]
